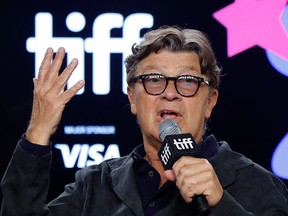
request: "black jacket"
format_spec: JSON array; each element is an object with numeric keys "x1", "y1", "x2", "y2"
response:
[{"x1": 1, "y1": 137, "x2": 288, "y2": 215}]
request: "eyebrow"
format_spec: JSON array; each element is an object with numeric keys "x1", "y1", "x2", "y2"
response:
[
  {"x1": 140, "y1": 65, "x2": 201, "y2": 74},
  {"x1": 175, "y1": 66, "x2": 201, "y2": 74}
]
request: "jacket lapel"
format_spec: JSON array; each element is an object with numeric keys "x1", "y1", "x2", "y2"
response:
[{"x1": 109, "y1": 156, "x2": 145, "y2": 216}]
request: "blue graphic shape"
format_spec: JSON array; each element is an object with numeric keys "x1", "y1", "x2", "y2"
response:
[
  {"x1": 266, "y1": 5, "x2": 288, "y2": 77},
  {"x1": 271, "y1": 133, "x2": 288, "y2": 180},
  {"x1": 268, "y1": 5, "x2": 288, "y2": 180},
  {"x1": 282, "y1": 5, "x2": 288, "y2": 31}
]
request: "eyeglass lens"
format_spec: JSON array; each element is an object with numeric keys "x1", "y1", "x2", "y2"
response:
[{"x1": 142, "y1": 74, "x2": 201, "y2": 96}]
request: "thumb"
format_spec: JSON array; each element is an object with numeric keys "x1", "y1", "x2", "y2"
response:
[{"x1": 164, "y1": 170, "x2": 176, "y2": 182}]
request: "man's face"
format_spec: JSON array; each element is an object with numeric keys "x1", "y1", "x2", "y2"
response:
[{"x1": 127, "y1": 50, "x2": 218, "y2": 147}]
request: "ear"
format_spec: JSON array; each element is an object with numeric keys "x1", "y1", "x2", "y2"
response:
[
  {"x1": 127, "y1": 86, "x2": 137, "y2": 115},
  {"x1": 205, "y1": 89, "x2": 218, "y2": 119}
]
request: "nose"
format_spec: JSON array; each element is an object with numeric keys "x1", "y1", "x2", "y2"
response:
[{"x1": 161, "y1": 80, "x2": 181, "y2": 100}]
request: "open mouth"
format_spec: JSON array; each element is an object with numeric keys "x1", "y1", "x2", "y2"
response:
[{"x1": 160, "y1": 110, "x2": 179, "y2": 118}]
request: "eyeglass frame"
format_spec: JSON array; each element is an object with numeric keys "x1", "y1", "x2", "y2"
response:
[{"x1": 129, "y1": 73, "x2": 210, "y2": 97}]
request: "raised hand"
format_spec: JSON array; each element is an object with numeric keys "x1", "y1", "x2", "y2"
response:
[{"x1": 26, "y1": 47, "x2": 85, "y2": 145}]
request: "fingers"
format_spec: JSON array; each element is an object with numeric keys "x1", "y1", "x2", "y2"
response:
[
  {"x1": 172, "y1": 156, "x2": 223, "y2": 206},
  {"x1": 37, "y1": 47, "x2": 54, "y2": 82},
  {"x1": 173, "y1": 157, "x2": 209, "y2": 202},
  {"x1": 173, "y1": 157, "x2": 211, "y2": 183},
  {"x1": 164, "y1": 170, "x2": 176, "y2": 182},
  {"x1": 49, "y1": 58, "x2": 79, "y2": 96},
  {"x1": 37, "y1": 47, "x2": 65, "y2": 87},
  {"x1": 37, "y1": 47, "x2": 83, "y2": 99},
  {"x1": 61, "y1": 79, "x2": 85, "y2": 103},
  {"x1": 27, "y1": 47, "x2": 85, "y2": 145}
]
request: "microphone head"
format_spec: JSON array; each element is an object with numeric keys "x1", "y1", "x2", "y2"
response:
[{"x1": 158, "y1": 119, "x2": 182, "y2": 141}]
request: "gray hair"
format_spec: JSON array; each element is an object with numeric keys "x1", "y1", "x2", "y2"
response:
[{"x1": 125, "y1": 25, "x2": 221, "y2": 89}]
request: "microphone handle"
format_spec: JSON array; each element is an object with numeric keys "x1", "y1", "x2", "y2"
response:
[{"x1": 192, "y1": 195, "x2": 211, "y2": 216}]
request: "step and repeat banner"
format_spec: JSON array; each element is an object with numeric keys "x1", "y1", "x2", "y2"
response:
[{"x1": 1, "y1": 0, "x2": 288, "y2": 201}]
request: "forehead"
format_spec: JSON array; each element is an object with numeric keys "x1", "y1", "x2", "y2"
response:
[{"x1": 137, "y1": 50, "x2": 201, "y2": 74}]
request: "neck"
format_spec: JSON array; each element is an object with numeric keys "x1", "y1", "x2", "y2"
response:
[{"x1": 144, "y1": 144, "x2": 168, "y2": 188}]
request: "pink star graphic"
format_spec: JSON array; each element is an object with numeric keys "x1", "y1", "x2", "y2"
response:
[{"x1": 213, "y1": 0, "x2": 288, "y2": 60}]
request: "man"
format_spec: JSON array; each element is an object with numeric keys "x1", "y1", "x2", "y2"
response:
[{"x1": 1, "y1": 26, "x2": 288, "y2": 215}]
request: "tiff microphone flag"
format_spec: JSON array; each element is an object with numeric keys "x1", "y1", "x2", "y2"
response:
[{"x1": 158, "y1": 119, "x2": 210, "y2": 216}]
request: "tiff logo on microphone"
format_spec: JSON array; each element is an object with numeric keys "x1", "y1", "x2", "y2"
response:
[
  {"x1": 173, "y1": 137, "x2": 194, "y2": 150},
  {"x1": 26, "y1": 12, "x2": 154, "y2": 95},
  {"x1": 160, "y1": 142, "x2": 172, "y2": 165}
]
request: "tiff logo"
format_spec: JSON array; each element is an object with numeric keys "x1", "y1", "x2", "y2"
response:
[
  {"x1": 173, "y1": 137, "x2": 194, "y2": 150},
  {"x1": 26, "y1": 12, "x2": 154, "y2": 95},
  {"x1": 160, "y1": 142, "x2": 171, "y2": 165}
]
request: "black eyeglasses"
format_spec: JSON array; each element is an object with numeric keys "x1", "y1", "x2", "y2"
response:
[{"x1": 129, "y1": 73, "x2": 210, "y2": 97}]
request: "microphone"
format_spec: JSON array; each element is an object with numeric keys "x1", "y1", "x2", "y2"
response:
[{"x1": 158, "y1": 119, "x2": 211, "y2": 216}]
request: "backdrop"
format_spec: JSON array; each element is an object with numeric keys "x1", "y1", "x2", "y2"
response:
[{"x1": 1, "y1": 0, "x2": 288, "y2": 203}]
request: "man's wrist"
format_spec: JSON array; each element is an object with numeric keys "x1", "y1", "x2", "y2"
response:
[
  {"x1": 25, "y1": 126, "x2": 51, "y2": 146},
  {"x1": 20, "y1": 134, "x2": 51, "y2": 157}
]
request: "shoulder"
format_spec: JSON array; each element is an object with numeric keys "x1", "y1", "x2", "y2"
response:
[
  {"x1": 211, "y1": 141, "x2": 254, "y2": 171},
  {"x1": 212, "y1": 141, "x2": 288, "y2": 193}
]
